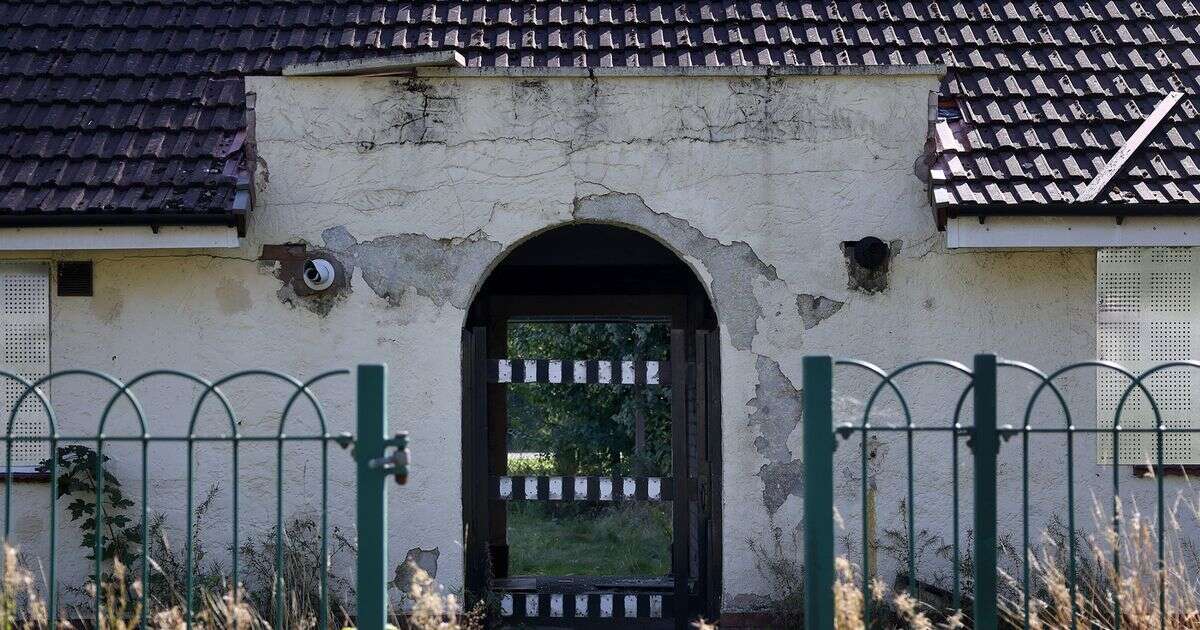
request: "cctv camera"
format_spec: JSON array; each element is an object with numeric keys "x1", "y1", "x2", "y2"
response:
[{"x1": 303, "y1": 259, "x2": 336, "y2": 291}]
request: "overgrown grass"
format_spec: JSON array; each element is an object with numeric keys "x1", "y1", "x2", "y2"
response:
[
  {"x1": 507, "y1": 502, "x2": 672, "y2": 576},
  {"x1": 998, "y1": 493, "x2": 1200, "y2": 630},
  {"x1": 505, "y1": 453, "x2": 673, "y2": 576}
]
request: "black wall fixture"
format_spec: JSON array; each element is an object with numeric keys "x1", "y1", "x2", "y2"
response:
[
  {"x1": 848, "y1": 236, "x2": 889, "y2": 270},
  {"x1": 842, "y1": 237, "x2": 892, "y2": 294},
  {"x1": 57, "y1": 261, "x2": 93, "y2": 297}
]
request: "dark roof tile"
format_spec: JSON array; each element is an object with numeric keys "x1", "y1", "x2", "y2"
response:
[{"x1": 0, "y1": 1, "x2": 1197, "y2": 224}]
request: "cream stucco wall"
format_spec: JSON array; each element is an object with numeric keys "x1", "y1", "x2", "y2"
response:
[{"x1": 5, "y1": 67, "x2": 1163, "y2": 614}]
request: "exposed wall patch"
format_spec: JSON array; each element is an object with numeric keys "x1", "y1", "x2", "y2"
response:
[
  {"x1": 796, "y1": 294, "x2": 844, "y2": 329},
  {"x1": 746, "y1": 356, "x2": 805, "y2": 514},
  {"x1": 259, "y1": 243, "x2": 352, "y2": 316},
  {"x1": 321, "y1": 226, "x2": 502, "y2": 310},
  {"x1": 391, "y1": 546, "x2": 440, "y2": 590},
  {"x1": 571, "y1": 192, "x2": 782, "y2": 352}
]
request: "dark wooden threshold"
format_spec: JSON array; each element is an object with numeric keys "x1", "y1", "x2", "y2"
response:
[
  {"x1": 0, "y1": 470, "x2": 50, "y2": 482},
  {"x1": 1132, "y1": 464, "x2": 1200, "y2": 478}
]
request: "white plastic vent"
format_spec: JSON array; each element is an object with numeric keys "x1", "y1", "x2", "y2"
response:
[
  {"x1": 1097, "y1": 248, "x2": 1200, "y2": 464},
  {"x1": 0, "y1": 264, "x2": 49, "y2": 470}
]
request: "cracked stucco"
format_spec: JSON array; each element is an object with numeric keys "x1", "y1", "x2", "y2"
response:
[
  {"x1": 303, "y1": 189, "x2": 846, "y2": 526},
  {"x1": 2, "y1": 72, "x2": 1114, "y2": 611},
  {"x1": 574, "y1": 192, "x2": 849, "y2": 518},
  {"x1": 192, "y1": 71, "x2": 1106, "y2": 609},
  {"x1": 240, "y1": 71, "x2": 952, "y2": 608}
]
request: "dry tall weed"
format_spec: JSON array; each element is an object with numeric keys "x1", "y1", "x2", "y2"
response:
[
  {"x1": 830, "y1": 555, "x2": 964, "y2": 630},
  {"x1": 1001, "y1": 490, "x2": 1200, "y2": 630},
  {"x1": 0, "y1": 545, "x2": 45, "y2": 630},
  {"x1": 402, "y1": 568, "x2": 482, "y2": 630}
]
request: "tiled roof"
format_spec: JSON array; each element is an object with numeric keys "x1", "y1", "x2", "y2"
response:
[{"x1": 0, "y1": 1, "x2": 1198, "y2": 229}]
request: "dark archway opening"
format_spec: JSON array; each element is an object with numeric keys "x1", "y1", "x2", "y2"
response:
[{"x1": 463, "y1": 224, "x2": 722, "y2": 628}]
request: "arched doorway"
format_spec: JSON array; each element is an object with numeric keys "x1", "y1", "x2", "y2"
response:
[{"x1": 462, "y1": 224, "x2": 721, "y2": 628}]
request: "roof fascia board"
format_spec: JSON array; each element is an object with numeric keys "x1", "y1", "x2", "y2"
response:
[
  {"x1": 947, "y1": 202, "x2": 1200, "y2": 219},
  {"x1": 0, "y1": 213, "x2": 241, "y2": 229},
  {"x1": 1076, "y1": 91, "x2": 1184, "y2": 203},
  {"x1": 0, "y1": 225, "x2": 240, "y2": 250},
  {"x1": 282, "y1": 51, "x2": 467, "y2": 76},
  {"x1": 946, "y1": 214, "x2": 1200, "y2": 248}
]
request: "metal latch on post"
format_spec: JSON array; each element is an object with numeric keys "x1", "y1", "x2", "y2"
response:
[{"x1": 368, "y1": 432, "x2": 410, "y2": 485}]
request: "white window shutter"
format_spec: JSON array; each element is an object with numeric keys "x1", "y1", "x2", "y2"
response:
[
  {"x1": 1097, "y1": 248, "x2": 1199, "y2": 464},
  {"x1": 0, "y1": 263, "x2": 49, "y2": 470}
]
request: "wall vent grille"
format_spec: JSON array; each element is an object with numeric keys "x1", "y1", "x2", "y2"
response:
[
  {"x1": 1097, "y1": 247, "x2": 1200, "y2": 464},
  {"x1": 56, "y1": 261, "x2": 92, "y2": 297},
  {"x1": 0, "y1": 263, "x2": 49, "y2": 469}
]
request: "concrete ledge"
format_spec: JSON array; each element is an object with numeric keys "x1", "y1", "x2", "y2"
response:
[
  {"x1": 416, "y1": 63, "x2": 947, "y2": 79},
  {"x1": 282, "y1": 56, "x2": 946, "y2": 79},
  {"x1": 283, "y1": 51, "x2": 466, "y2": 76}
]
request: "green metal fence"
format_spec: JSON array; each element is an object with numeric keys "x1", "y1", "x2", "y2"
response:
[
  {"x1": 803, "y1": 354, "x2": 1184, "y2": 630},
  {"x1": 0, "y1": 363, "x2": 406, "y2": 630}
]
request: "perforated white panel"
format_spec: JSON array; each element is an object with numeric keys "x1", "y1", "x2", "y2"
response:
[
  {"x1": 1097, "y1": 248, "x2": 1200, "y2": 464},
  {"x1": 0, "y1": 264, "x2": 49, "y2": 469}
]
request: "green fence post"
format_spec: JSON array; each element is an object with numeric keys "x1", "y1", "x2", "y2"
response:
[
  {"x1": 357, "y1": 364, "x2": 389, "y2": 630},
  {"x1": 972, "y1": 354, "x2": 999, "y2": 630},
  {"x1": 803, "y1": 355, "x2": 834, "y2": 630}
]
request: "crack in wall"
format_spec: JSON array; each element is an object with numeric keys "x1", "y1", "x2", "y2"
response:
[{"x1": 338, "y1": 76, "x2": 902, "y2": 157}]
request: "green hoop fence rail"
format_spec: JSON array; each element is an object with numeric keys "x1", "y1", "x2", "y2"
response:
[
  {"x1": 0, "y1": 363, "x2": 407, "y2": 630},
  {"x1": 803, "y1": 354, "x2": 1186, "y2": 630}
]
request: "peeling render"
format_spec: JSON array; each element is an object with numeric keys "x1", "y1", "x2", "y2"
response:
[
  {"x1": 14, "y1": 66, "x2": 1101, "y2": 612},
  {"x1": 392, "y1": 546, "x2": 440, "y2": 590},
  {"x1": 746, "y1": 356, "x2": 806, "y2": 514},
  {"x1": 571, "y1": 192, "x2": 783, "y2": 352},
  {"x1": 797, "y1": 294, "x2": 844, "y2": 329},
  {"x1": 572, "y1": 192, "x2": 852, "y2": 517},
  {"x1": 237, "y1": 71, "x2": 1035, "y2": 608},
  {"x1": 321, "y1": 225, "x2": 502, "y2": 309},
  {"x1": 316, "y1": 190, "x2": 842, "y2": 525}
]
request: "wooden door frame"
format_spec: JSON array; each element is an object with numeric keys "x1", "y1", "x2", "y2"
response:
[{"x1": 462, "y1": 290, "x2": 722, "y2": 623}]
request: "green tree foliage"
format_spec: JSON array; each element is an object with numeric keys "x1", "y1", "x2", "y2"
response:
[{"x1": 506, "y1": 322, "x2": 671, "y2": 476}]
